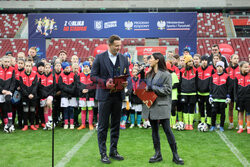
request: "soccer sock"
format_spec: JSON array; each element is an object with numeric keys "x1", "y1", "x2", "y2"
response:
[
  {"x1": 81, "y1": 110, "x2": 86, "y2": 126},
  {"x1": 64, "y1": 119, "x2": 68, "y2": 125},
  {"x1": 4, "y1": 118, "x2": 8, "y2": 125},
  {"x1": 30, "y1": 112, "x2": 35, "y2": 125},
  {"x1": 247, "y1": 121, "x2": 250, "y2": 129},
  {"x1": 201, "y1": 117, "x2": 205, "y2": 123},
  {"x1": 88, "y1": 109, "x2": 93, "y2": 125},
  {"x1": 44, "y1": 112, "x2": 48, "y2": 123},
  {"x1": 216, "y1": 114, "x2": 221, "y2": 125},
  {"x1": 183, "y1": 113, "x2": 188, "y2": 125},
  {"x1": 70, "y1": 119, "x2": 74, "y2": 125},
  {"x1": 122, "y1": 115, "x2": 127, "y2": 125},
  {"x1": 207, "y1": 117, "x2": 211, "y2": 125},
  {"x1": 48, "y1": 108, "x2": 52, "y2": 121},
  {"x1": 178, "y1": 111, "x2": 183, "y2": 122},
  {"x1": 7, "y1": 112, "x2": 13, "y2": 124},
  {"x1": 130, "y1": 114, "x2": 135, "y2": 125},
  {"x1": 172, "y1": 115, "x2": 177, "y2": 125},
  {"x1": 137, "y1": 114, "x2": 142, "y2": 125},
  {"x1": 229, "y1": 116, "x2": 233, "y2": 124},
  {"x1": 23, "y1": 112, "x2": 28, "y2": 125},
  {"x1": 189, "y1": 114, "x2": 194, "y2": 126},
  {"x1": 239, "y1": 120, "x2": 243, "y2": 129}
]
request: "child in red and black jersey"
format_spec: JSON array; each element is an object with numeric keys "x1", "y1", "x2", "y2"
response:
[
  {"x1": 35, "y1": 62, "x2": 45, "y2": 128},
  {"x1": 19, "y1": 61, "x2": 38, "y2": 131},
  {"x1": 193, "y1": 54, "x2": 201, "y2": 70},
  {"x1": 39, "y1": 63, "x2": 55, "y2": 130},
  {"x1": 77, "y1": 61, "x2": 95, "y2": 130},
  {"x1": 179, "y1": 55, "x2": 197, "y2": 130},
  {"x1": 0, "y1": 56, "x2": 16, "y2": 133},
  {"x1": 226, "y1": 54, "x2": 240, "y2": 129},
  {"x1": 53, "y1": 62, "x2": 62, "y2": 124},
  {"x1": 209, "y1": 61, "x2": 231, "y2": 132},
  {"x1": 12, "y1": 59, "x2": 25, "y2": 129},
  {"x1": 58, "y1": 62, "x2": 77, "y2": 130},
  {"x1": 196, "y1": 55, "x2": 213, "y2": 126},
  {"x1": 234, "y1": 61, "x2": 250, "y2": 134}
]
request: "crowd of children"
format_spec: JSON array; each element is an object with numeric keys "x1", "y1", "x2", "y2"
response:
[{"x1": 0, "y1": 46, "x2": 249, "y2": 134}]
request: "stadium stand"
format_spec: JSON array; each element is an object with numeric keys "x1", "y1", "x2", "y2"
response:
[
  {"x1": 0, "y1": 13, "x2": 249, "y2": 62},
  {"x1": 0, "y1": 14, "x2": 26, "y2": 38}
]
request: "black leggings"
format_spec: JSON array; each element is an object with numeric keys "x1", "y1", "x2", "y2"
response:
[
  {"x1": 150, "y1": 119, "x2": 176, "y2": 150},
  {"x1": 23, "y1": 106, "x2": 36, "y2": 126},
  {"x1": 198, "y1": 95, "x2": 212, "y2": 117},
  {"x1": 211, "y1": 102, "x2": 226, "y2": 127}
]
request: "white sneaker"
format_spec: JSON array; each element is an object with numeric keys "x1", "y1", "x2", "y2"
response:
[
  {"x1": 130, "y1": 124, "x2": 135, "y2": 129},
  {"x1": 137, "y1": 124, "x2": 142, "y2": 129},
  {"x1": 147, "y1": 121, "x2": 151, "y2": 128},
  {"x1": 143, "y1": 122, "x2": 147, "y2": 128},
  {"x1": 228, "y1": 123, "x2": 234, "y2": 130},
  {"x1": 172, "y1": 124, "x2": 177, "y2": 130},
  {"x1": 64, "y1": 124, "x2": 68, "y2": 129},
  {"x1": 95, "y1": 123, "x2": 98, "y2": 130},
  {"x1": 70, "y1": 124, "x2": 74, "y2": 129}
]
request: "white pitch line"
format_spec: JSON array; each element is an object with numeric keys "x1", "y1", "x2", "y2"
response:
[
  {"x1": 56, "y1": 130, "x2": 95, "y2": 167},
  {"x1": 216, "y1": 131, "x2": 250, "y2": 167}
]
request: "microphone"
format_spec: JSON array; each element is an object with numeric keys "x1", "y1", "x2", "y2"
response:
[{"x1": 136, "y1": 64, "x2": 150, "y2": 76}]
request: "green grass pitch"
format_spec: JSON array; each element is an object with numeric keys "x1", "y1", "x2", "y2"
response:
[{"x1": 0, "y1": 107, "x2": 249, "y2": 167}]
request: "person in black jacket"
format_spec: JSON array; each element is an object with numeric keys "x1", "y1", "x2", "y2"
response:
[
  {"x1": 130, "y1": 68, "x2": 143, "y2": 128},
  {"x1": 208, "y1": 44, "x2": 229, "y2": 68},
  {"x1": 0, "y1": 56, "x2": 16, "y2": 133},
  {"x1": 234, "y1": 61, "x2": 250, "y2": 134},
  {"x1": 53, "y1": 62, "x2": 62, "y2": 125},
  {"x1": 58, "y1": 62, "x2": 77, "y2": 130},
  {"x1": 209, "y1": 61, "x2": 231, "y2": 132},
  {"x1": 39, "y1": 63, "x2": 55, "y2": 130},
  {"x1": 19, "y1": 61, "x2": 38, "y2": 131}
]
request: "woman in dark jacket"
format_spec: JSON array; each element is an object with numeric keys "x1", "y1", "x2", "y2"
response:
[{"x1": 142, "y1": 52, "x2": 184, "y2": 165}]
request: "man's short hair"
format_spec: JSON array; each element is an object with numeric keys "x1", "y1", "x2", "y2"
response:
[
  {"x1": 108, "y1": 35, "x2": 121, "y2": 44},
  {"x1": 173, "y1": 54, "x2": 180, "y2": 59},
  {"x1": 29, "y1": 47, "x2": 37, "y2": 52},
  {"x1": 212, "y1": 44, "x2": 219, "y2": 48}
]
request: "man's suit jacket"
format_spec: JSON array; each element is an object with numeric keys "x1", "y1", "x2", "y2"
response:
[{"x1": 90, "y1": 51, "x2": 130, "y2": 101}]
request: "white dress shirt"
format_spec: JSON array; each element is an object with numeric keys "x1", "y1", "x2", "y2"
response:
[{"x1": 108, "y1": 51, "x2": 118, "y2": 66}]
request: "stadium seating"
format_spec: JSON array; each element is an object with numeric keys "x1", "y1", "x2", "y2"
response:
[
  {"x1": 197, "y1": 13, "x2": 227, "y2": 37},
  {"x1": 0, "y1": 14, "x2": 26, "y2": 38},
  {"x1": 46, "y1": 38, "x2": 143, "y2": 60},
  {"x1": 0, "y1": 39, "x2": 28, "y2": 56}
]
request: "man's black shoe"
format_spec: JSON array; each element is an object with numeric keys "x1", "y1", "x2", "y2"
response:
[
  {"x1": 109, "y1": 151, "x2": 124, "y2": 161},
  {"x1": 100, "y1": 153, "x2": 111, "y2": 164}
]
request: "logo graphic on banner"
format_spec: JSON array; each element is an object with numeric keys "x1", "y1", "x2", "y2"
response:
[
  {"x1": 35, "y1": 17, "x2": 57, "y2": 36},
  {"x1": 157, "y1": 20, "x2": 166, "y2": 30},
  {"x1": 94, "y1": 20, "x2": 103, "y2": 31},
  {"x1": 104, "y1": 21, "x2": 117, "y2": 29},
  {"x1": 124, "y1": 21, "x2": 133, "y2": 30},
  {"x1": 125, "y1": 21, "x2": 150, "y2": 31},
  {"x1": 63, "y1": 20, "x2": 87, "y2": 32},
  {"x1": 157, "y1": 20, "x2": 191, "y2": 31},
  {"x1": 94, "y1": 21, "x2": 117, "y2": 31}
]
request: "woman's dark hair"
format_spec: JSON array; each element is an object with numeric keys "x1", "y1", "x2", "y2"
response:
[{"x1": 146, "y1": 52, "x2": 166, "y2": 78}]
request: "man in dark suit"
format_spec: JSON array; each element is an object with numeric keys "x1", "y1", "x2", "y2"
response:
[{"x1": 91, "y1": 35, "x2": 129, "y2": 164}]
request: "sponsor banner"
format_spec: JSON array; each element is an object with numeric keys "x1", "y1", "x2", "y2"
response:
[
  {"x1": 136, "y1": 46, "x2": 167, "y2": 55},
  {"x1": 29, "y1": 12, "x2": 197, "y2": 58},
  {"x1": 232, "y1": 19, "x2": 250, "y2": 26}
]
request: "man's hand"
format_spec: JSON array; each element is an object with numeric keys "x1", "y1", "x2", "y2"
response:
[
  {"x1": 28, "y1": 94, "x2": 34, "y2": 99},
  {"x1": 106, "y1": 78, "x2": 115, "y2": 90},
  {"x1": 121, "y1": 81, "x2": 128, "y2": 89},
  {"x1": 56, "y1": 91, "x2": 61, "y2": 96},
  {"x1": 2, "y1": 90, "x2": 7, "y2": 94},
  {"x1": 5, "y1": 91, "x2": 12, "y2": 96},
  {"x1": 82, "y1": 89, "x2": 88, "y2": 93}
]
